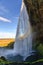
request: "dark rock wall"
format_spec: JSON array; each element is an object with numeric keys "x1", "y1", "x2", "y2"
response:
[{"x1": 24, "y1": 0, "x2": 43, "y2": 44}]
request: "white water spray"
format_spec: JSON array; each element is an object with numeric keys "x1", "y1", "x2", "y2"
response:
[{"x1": 13, "y1": 0, "x2": 33, "y2": 60}]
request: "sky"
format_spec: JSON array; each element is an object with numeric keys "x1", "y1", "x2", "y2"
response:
[{"x1": 0, "y1": 0, "x2": 22, "y2": 38}]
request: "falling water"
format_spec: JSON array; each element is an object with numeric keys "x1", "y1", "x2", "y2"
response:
[
  {"x1": 13, "y1": 0, "x2": 33, "y2": 60},
  {"x1": 0, "y1": 0, "x2": 34, "y2": 61}
]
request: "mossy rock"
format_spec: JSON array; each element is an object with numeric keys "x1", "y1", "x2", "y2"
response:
[
  {"x1": 37, "y1": 44, "x2": 43, "y2": 56},
  {"x1": 0, "y1": 56, "x2": 7, "y2": 61}
]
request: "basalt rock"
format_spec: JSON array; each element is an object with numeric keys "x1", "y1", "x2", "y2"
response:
[{"x1": 24, "y1": 0, "x2": 43, "y2": 44}]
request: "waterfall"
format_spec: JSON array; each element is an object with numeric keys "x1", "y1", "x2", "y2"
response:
[
  {"x1": 0, "y1": 0, "x2": 34, "y2": 61},
  {"x1": 13, "y1": 0, "x2": 33, "y2": 60}
]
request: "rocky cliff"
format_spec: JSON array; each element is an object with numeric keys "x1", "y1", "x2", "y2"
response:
[{"x1": 24, "y1": 0, "x2": 43, "y2": 44}]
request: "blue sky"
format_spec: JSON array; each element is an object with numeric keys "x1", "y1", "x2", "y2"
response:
[{"x1": 0, "y1": 0, "x2": 22, "y2": 38}]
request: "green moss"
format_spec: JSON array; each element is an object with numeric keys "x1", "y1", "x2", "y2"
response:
[
  {"x1": 37, "y1": 44, "x2": 43, "y2": 55},
  {"x1": 32, "y1": 59, "x2": 43, "y2": 64},
  {"x1": 0, "y1": 58, "x2": 43, "y2": 65}
]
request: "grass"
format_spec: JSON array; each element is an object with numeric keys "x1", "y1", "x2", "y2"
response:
[
  {"x1": 31, "y1": 59, "x2": 43, "y2": 64},
  {"x1": 0, "y1": 58, "x2": 43, "y2": 65},
  {"x1": 0, "y1": 38, "x2": 15, "y2": 47}
]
